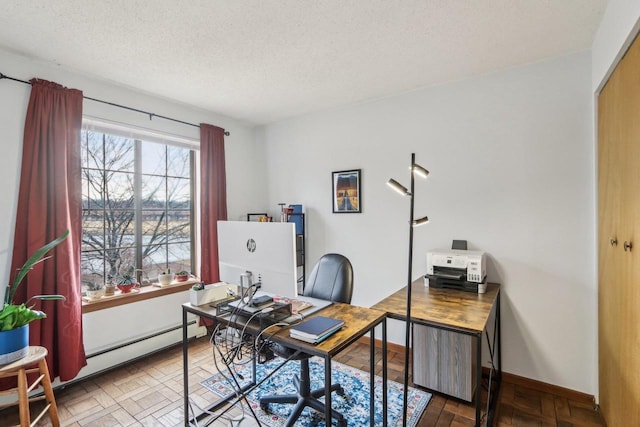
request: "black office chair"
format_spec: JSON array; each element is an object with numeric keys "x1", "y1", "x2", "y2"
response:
[{"x1": 259, "y1": 253, "x2": 353, "y2": 427}]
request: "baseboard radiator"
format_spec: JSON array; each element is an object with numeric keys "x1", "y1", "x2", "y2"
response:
[
  {"x1": 53, "y1": 319, "x2": 204, "y2": 390},
  {"x1": 85, "y1": 320, "x2": 198, "y2": 359}
]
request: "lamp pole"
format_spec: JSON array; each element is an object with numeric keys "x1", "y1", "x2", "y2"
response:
[
  {"x1": 387, "y1": 152, "x2": 429, "y2": 427},
  {"x1": 402, "y1": 153, "x2": 416, "y2": 427}
]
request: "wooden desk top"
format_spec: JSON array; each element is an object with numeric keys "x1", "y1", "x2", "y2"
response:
[
  {"x1": 370, "y1": 279, "x2": 500, "y2": 334},
  {"x1": 183, "y1": 301, "x2": 386, "y2": 358}
]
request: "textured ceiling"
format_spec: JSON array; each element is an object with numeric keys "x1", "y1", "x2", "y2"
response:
[{"x1": 0, "y1": 1, "x2": 607, "y2": 126}]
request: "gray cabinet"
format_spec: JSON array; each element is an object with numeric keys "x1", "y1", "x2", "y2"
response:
[{"x1": 412, "y1": 324, "x2": 476, "y2": 401}]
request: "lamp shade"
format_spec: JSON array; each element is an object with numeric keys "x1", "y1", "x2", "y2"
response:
[
  {"x1": 387, "y1": 178, "x2": 410, "y2": 196},
  {"x1": 411, "y1": 163, "x2": 430, "y2": 178},
  {"x1": 412, "y1": 216, "x2": 430, "y2": 227}
]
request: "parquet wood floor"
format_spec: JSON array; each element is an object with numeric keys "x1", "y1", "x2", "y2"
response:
[{"x1": 0, "y1": 337, "x2": 606, "y2": 426}]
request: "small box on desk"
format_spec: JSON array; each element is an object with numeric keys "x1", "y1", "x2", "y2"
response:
[{"x1": 189, "y1": 282, "x2": 238, "y2": 306}]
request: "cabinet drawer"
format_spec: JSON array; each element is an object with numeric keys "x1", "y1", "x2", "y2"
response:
[{"x1": 412, "y1": 323, "x2": 476, "y2": 401}]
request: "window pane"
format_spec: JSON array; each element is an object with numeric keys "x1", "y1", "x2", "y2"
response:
[
  {"x1": 142, "y1": 245, "x2": 167, "y2": 271},
  {"x1": 80, "y1": 252, "x2": 105, "y2": 293},
  {"x1": 141, "y1": 215, "x2": 168, "y2": 236},
  {"x1": 141, "y1": 175, "x2": 166, "y2": 210},
  {"x1": 142, "y1": 261, "x2": 165, "y2": 281},
  {"x1": 104, "y1": 134, "x2": 135, "y2": 172},
  {"x1": 141, "y1": 141, "x2": 166, "y2": 176},
  {"x1": 167, "y1": 146, "x2": 190, "y2": 178},
  {"x1": 82, "y1": 211, "x2": 104, "y2": 252},
  {"x1": 82, "y1": 129, "x2": 104, "y2": 170},
  {"x1": 167, "y1": 242, "x2": 191, "y2": 270},
  {"x1": 167, "y1": 177, "x2": 190, "y2": 209},
  {"x1": 105, "y1": 247, "x2": 137, "y2": 281},
  {"x1": 82, "y1": 169, "x2": 105, "y2": 210},
  {"x1": 105, "y1": 171, "x2": 135, "y2": 210},
  {"x1": 103, "y1": 210, "x2": 136, "y2": 247},
  {"x1": 142, "y1": 221, "x2": 169, "y2": 262},
  {"x1": 167, "y1": 212, "x2": 190, "y2": 243},
  {"x1": 81, "y1": 251, "x2": 106, "y2": 287}
]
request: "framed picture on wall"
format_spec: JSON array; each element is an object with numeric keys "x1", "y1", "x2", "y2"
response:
[{"x1": 332, "y1": 169, "x2": 361, "y2": 213}]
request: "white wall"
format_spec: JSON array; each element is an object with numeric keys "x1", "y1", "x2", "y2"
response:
[
  {"x1": 592, "y1": 0, "x2": 640, "y2": 92},
  {"x1": 0, "y1": 48, "x2": 267, "y2": 378},
  {"x1": 256, "y1": 52, "x2": 596, "y2": 394}
]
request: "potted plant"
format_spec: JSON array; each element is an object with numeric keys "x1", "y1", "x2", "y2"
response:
[
  {"x1": 116, "y1": 273, "x2": 139, "y2": 293},
  {"x1": 0, "y1": 230, "x2": 68, "y2": 364},
  {"x1": 84, "y1": 281, "x2": 105, "y2": 301},
  {"x1": 104, "y1": 275, "x2": 116, "y2": 296},
  {"x1": 157, "y1": 268, "x2": 174, "y2": 286},
  {"x1": 175, "y1": 270, "x2": 190, "y2": 282}
]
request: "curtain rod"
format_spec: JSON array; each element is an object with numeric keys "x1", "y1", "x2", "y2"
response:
[{"x1": 0, "y1": 71, "x2": 230, "y2": 136}]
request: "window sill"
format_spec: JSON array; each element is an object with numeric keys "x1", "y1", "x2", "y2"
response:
[{"x1": 82, "y1": 282, "x2": 194, "y2": 314}]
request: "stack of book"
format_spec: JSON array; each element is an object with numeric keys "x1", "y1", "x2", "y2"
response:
[{"x1": 289, "y1": 316, "x2": 344, "y2": 344}]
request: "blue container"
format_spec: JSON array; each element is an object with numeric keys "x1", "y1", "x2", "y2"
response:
[
  {"x1": 0, "y1": 324, "x2": 29, "y2": 364},
  {"x1": 288, "y1": 204, "x2": 304, "y2": 235}
]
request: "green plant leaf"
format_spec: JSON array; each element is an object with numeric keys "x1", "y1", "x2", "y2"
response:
[
  {"x1": 6, "y1": 229, "x2": 69, "y2": 305},
  {"x1": 0, "y1": 304, "x2": 47, "y2": 330},
  {"x1": 0, "y1": 304, "x2": 18, "y2": 330}
]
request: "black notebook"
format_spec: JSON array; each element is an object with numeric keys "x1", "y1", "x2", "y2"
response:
[{"x1": 290, "y1": 315, "x2": 344, "y2": 340}]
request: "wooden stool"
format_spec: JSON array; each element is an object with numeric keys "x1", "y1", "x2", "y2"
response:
[{"x1": 0, "y1": 346, "x2": 59, "y2": 427}]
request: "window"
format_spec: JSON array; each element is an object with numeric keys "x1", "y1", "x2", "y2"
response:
[{"x1": 80, "y1": 121, "x2": 196, "y2": 291}]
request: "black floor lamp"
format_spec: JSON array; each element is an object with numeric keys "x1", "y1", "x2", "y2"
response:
[{"x1": 387, "y1": 153, "x2": 429, "y2": 427}]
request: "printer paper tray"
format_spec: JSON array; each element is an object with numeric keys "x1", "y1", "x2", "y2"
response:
[
  {"x1": 431, "y1": 267, "x2": 466, "y2": 281},
  {"x1": 426, "y1": 275, "x2": 479, "y2": 293}
]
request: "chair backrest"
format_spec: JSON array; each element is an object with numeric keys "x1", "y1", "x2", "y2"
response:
[{"x1": 304, "y1": 253, "x2": 353, "y2": 304}]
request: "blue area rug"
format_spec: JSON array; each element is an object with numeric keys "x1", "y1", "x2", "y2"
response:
[{"x1": 200, "y1": 356, "x2": 431, "y2": 427}]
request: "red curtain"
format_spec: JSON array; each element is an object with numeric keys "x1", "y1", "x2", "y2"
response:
[
  {"x1": 199, "y1": 124, "x2": 228, "y2": 283},
  {"x1": 9, "y1": 79, "x2": 86, "y2": 381}
]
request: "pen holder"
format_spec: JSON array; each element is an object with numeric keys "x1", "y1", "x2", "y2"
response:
[{"x1": 189, "y1": 282, "x2": 238, "y2": 306}]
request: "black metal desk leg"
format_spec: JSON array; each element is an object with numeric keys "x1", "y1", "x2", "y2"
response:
[
  {"x1": 497, "y1": 292, "x2": 502, "y2": 380},
  {"x1": 382, "y1": 318, "x2": 388, "y2": 427},
  {"x1": 182, "y1": 308, "x2": 189, "y2": 426},
  {"x1": 325, "y1": 356, "x2": 332, "y2": 425},
  {"x1": 476, "y1": 333, "x2": 482, "y2": 427},
  {"x1": 370, "y1": 327, "x2": 375, "y2": 427}
]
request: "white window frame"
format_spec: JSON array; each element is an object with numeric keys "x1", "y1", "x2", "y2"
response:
[{"x1": 80, "y1": 117, "x2": 199, "y2": 289}]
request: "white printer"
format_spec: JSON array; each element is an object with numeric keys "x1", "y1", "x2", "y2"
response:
[{"x1": 426, "y1": 249, "x2": 487, "y2": 293}]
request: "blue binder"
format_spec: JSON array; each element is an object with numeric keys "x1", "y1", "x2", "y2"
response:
[{"x1": 288, "y1": 204, "x2": 304, "y2": 235}]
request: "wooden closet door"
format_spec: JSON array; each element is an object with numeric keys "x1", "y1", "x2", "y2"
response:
[
  {"x1": 598, "y1": 33, "x2": 640, "y2": 426},
  {"x1": 618, "y1": 36, "x2": 640, "y2": 423},
  {"x1": 598, "y1": 59, "x2": 622, "y2": 424}
]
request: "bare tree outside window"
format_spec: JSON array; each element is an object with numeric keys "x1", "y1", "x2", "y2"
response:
[{"x1": 80, "y1": 127, "x2": 194, "y2": 290}]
